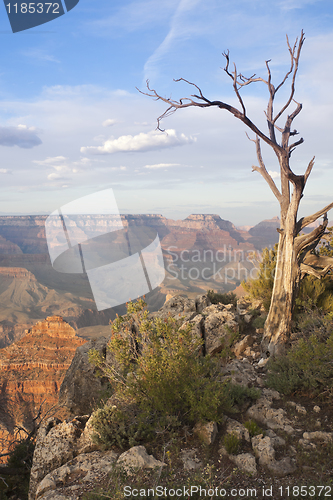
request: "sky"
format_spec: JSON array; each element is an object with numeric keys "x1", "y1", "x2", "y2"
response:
[{"x1": 0, "y1": 0, "x2": 332, "y2": 226}]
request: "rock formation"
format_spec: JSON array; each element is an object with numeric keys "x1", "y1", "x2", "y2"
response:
[
  {"x1": 21, "y1": 294, "x2": 333, "y2": 499},
  {"x1": 0, "y1": 316, "x2": 86, "y2": 460}
]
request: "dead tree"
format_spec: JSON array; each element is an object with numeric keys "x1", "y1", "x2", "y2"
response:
[{"x1": 140, "y1": 30, "x2": 333, "y2": 356}]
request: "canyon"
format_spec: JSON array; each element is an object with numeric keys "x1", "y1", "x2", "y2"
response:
[
  {"x1": 0, "y1": 213, "x2": 326, "y2": 348},
  {"x1": 0, "y1": 316, "x2": 86, "y2": 461}
]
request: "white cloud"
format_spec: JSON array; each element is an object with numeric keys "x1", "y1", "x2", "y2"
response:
[
  {"x1": 81, "y1": 129, "x2": 195, "y2": 154},
  {"x1": 102, "y1": 119, "x2": 117, "y2": 127},
  {"x1": 144, "y1": 163, "x2": 181, "y2": 169},
  {"x1": 0, "y1": 125, "x2": 42, "y2": 149},
  {"x1": 47, "y1": 173, "x2": 70, "y2": 181},
  {"x1": 34, "y1": 156, "x2": 67, "y2": 166},
  {"x1": 0, "y1": 169, "x2": 12, "y2": 174}
]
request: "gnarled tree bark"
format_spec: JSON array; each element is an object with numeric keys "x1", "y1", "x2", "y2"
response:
[{"x1": 140, "y1": 30, "x2": 333, "y2": 356}]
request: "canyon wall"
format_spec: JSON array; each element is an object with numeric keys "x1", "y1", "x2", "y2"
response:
[{"x1": 0, "y1": 316, "x2": 86, "y2": 461}]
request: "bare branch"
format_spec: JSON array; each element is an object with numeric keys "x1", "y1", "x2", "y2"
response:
[
  {"x1": 295, "y1": 217, "x2": 328, "y2": 257},
  {"x1": 232, "y1": 63, "x2": 246, "y2": 116},
  {"x1": 250, "y1": 136, "x2": 282, "y2": 202},
  {"x1": 139, "y1": 80, "x2": 282, "y2": 154},
  {"x1": 300, "y1": 262, "x2": 333, "y2": 279},
  {"x1": 303, "y1": 252, "x2": 333, "y2": 270},
  {"x1": 273, "y1": 31, "x2": 305, "y2": 124},
  {"x1": 304, "y1": 156, "x2": 315, "y2": 185},
  {"x1": 296, "y1": 202, "x2": 333, "y2": 232}
]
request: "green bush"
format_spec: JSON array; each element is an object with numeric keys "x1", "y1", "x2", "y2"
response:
[
  {"x1": 266, "y1": 321, "x2": 333, "y2": 398},
  {"x1": 89, "y1": 402, "x2": 152, "y2": 450},
  {"x1": 226, "y1": 383, "x2": 260, "y2": 408},
  {"x1": 252, "y1": 315, "x2": 267, "y2": 329},
  {"x1": 207, "y1": 290, "x2": 237, "y2": 306},
  {"x1": 223, "y1": 432, "x2": 240, "y2": 455},
  {"x1": 89, "y1": 299, "x2": 233, "y2": 444},
  {"x1": 242, "y1": 245, "x2": 277, "y2": 312},
  {"x1": 244, "y1": 419, "x2": 263, "y2": 437},
  {"x1": 242, "y1": 238, "x2": 333, "y2": 315}
]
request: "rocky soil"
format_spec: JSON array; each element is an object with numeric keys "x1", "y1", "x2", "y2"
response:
[{"x1": 23, "y1": 294, "x2": 333, "y2": 500}]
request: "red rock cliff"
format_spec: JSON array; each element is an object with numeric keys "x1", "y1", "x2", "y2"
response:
[{"x1": 0, "y1": 316, "x2": 86, "y2": 461}]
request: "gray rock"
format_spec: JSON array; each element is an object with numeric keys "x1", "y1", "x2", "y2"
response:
[
  {"x1": 193, "y1": 421, "x2": 218, "y2": 445},
  {"x1": 117, "y1": 446, "x2": 165, "y2": 474},
  {"x1": 247, "y1": 391, "x2": 294, "y2": 435},
  {"x1": 180, "y1": 449, "x2": 202, "y2": 470},
  {"x1": 251, "y1": 434, "x2": 275, "y2": 465},
  {"x1": 58, "y1": 336, "x2": 110, "y2": 416},
  {"x1": 195, "y1": 294, "x2": 211, "y2": 313},
  {"x1": 265, "y1": 429, "x2": 286, "y2": 447},
  {"x1": 150, "y1": 295, "x2": 196, "y2": 322},
  {"x1": 302, "y1": 431, "x2": 333, "y2": 443},
  {"x1": 225, "y1": 417, "x2": 250, "y2": 442},
  {"x1": 229, "y1": 453, "x2": 257, "y2": 475},
  {"x1": 286, "y1": 401, "x2": 307, "y2": 415},
  {"x1": 267, "y1": 457, "x2": 297, "y2": 477},
  {"x1": 202, "y1": 304, "x2": 239, "y2": 355},
  {"x1": 29, "y1": 415, "x2": 98, "y2": 500},
  {"x1": 35, "y1": 451, "x2": 118, "y2": 500},
  {"x1": 233, "y1": 335, "x2": 255, "y2": 358},
  {"x1": 222, "y1": 358, "x2": 258, "y2": 387},
  {"x1": 180, "y1": 314, "x2": 204, "y2": 352}
]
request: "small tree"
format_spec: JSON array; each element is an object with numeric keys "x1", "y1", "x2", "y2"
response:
[{"x1": 140, "y1": 31, "x2": 333, "y2": 355}]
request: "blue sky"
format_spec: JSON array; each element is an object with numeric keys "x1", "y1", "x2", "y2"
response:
[{"x1": 0, "y1": 0, "x2": 332, "y2": 226}]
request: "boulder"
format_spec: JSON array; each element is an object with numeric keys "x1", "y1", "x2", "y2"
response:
[
  {"x1": 233, "y1": 335, "x2": 255, "y2": 358},
  {"x1": 251, "y1": 434, "x2": 275, "y2": 466},
  {"x1": 58, "y1": 336, "x2": 110, "y2": 416},
  {"x1": 195, "y1": 294, "x2": 211, "y2": 313},
  {"x1": 117, "y1": 446, "x2": 165, "y2": 474},
  {"x1": 201, "y1": 304, "x2": 239, "y2": 355},
  {"x1": 150, "y1": 295, "x2": 196, "y2": 322},
  {"x1": 302, "y1": 431, "x2": 333, "y2": 443},
  {"x1": 224, "y1": 417, "x2": 250, "y2": 442},
  {"x1": 222, "y1": 358, "x2": 258, "y2": 387},
  {"x1": 29, "y1": 415, "x2": 98, "y2": 500},
  {"x1": 193, "y1": 421, "x2": 218, "y2": 445},
  {"x1": 35, "y1": 451, "x2": 118, "y2": 499},
  {"x1": 229, "y1": 453, "x2": 257, "y2": 475},
  {"x1": 246, "y1": 389, "x2": 295, "y2": 435}
]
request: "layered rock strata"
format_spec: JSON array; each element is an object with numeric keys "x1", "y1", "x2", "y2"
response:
[{"x1": 0, "y1": 316, "x2": 86, "y2": 460}]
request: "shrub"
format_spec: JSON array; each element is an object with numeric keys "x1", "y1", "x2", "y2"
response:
[
  {"x1": 266, "y1": 323, "x2": 333, "y2": 398},
  {"x1": 242, "y1": 238, "x2": 333, "y2": 315},
  {"x1": 207, "y1": 290, "x2": 237, "y2": 306},
  {"x1": 226, "y1": 383, "x2": 260, "y2": 408},
  {"x1": 89, "y1": 299, "x2": 233, "y2": 443},
  {"x1": 252, "y1": 315, "x2": 267, "y2": 329},
  {"x1": 89, "y1": 402, "x2": 152, "y2": 450},
  {"x1": 242, "y1": 245, "x2": 277, "y2": 312},
  {"x1": 244, "y1": 419, "x2": 263, "y2": 437},
  {"x1": 223, "y1": 432, "x2": 240, "y2": 455}
]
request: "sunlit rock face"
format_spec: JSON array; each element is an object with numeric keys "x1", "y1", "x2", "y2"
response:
[{"x1": 0, "y1": 316, "x2": 86, "y2": 461}]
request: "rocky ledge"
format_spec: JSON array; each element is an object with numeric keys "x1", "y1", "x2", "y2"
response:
[{"x1": 26, "y1": 294, "x2": 333, "y2": 499}]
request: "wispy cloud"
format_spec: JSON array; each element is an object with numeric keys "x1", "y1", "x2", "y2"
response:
[
  {"x1": 21, "y1": 48, "x2": 60, "y2": 63},
  {"x1": 81, "y1": 129, "x2": 195, "y2": 154},
  {"x1": 144, "y1": 163, "x2": 181, "y2": 169},
  {"x1": 143, "y1": 0, "x2": 203, "y2": 81}
]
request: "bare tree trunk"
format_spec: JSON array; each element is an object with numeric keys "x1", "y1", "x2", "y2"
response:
[{"x1": 141, "y1": 30, "x2": 333, "y2": 355}]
